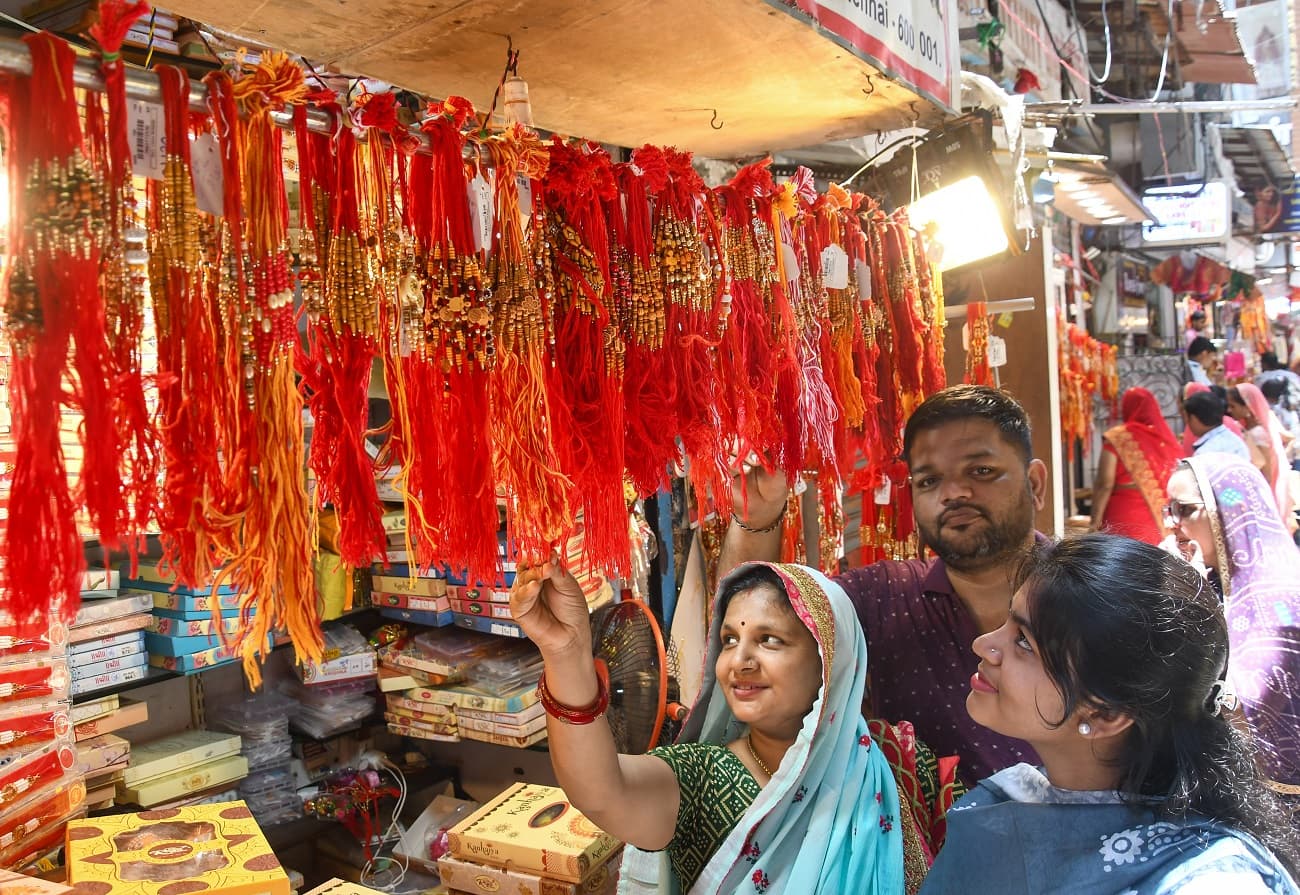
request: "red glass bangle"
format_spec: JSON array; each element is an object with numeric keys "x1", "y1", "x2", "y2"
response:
[{"x1": 537, "y1": 661, "x2": 610, "y2": 725}]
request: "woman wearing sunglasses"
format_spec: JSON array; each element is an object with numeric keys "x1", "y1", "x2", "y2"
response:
[{"x1": 1166, "y1": 454, "x2": 1300, "y2": 803}]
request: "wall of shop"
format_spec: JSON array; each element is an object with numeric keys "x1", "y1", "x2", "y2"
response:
[{"x1": 941, "y1": 233, "x2": 1065, "y2": 535}]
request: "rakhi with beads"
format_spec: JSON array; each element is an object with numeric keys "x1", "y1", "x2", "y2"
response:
[
  {"x1": 482, "y1": 123, "x2": 573, "y2": 566},
  {"x1": 611, "y1": 151, "x2": 676, "y2": 498},
  {"x1": 781, "y1": 167, "x2": 837, "y2": 475},
  {"x1": 538, "y1": 138, "x2": 628, "y2": 578},
  {"x1": 1, "y1": 34, "x2": 99, "y2": 631},
  {"x1": 913, "y1": 224, "x2": 947, "y2": 394},
  {"x1": 425, "y1": 100, "x2": 499, "y2": 583},
  {"x1": 653, "y1": 148, "x2": 729, "y2": 516},
  {"x1": 877, "y1": 211, "x2": 929, "y2": 419},
  {"x1": 963, "y1": 301, "x2": 993, "y2": 386},
  {"x1": 149, "y1": 65, "x2": 227, "y2": 589},
  {"x1": 88, "y1": 0, "x2": 156, "y2": 565},
  {"x1": 838, "y1": 194, "x2": 886, "y2": 489},
  {"x1": 714, "y1": 161, "x2": 789, "y2": 484},
  {"x1": 295, "y1": 90, "x2": 388, "y2": 570},
  {"x1": 816, "y1": 185, "x2": 865, "y2": 444},
  {"x1": 221, "y1": 54, "x2": 322, "y2": 681},
  {"x1": 394, "y1": 96, "x2": 500, "y2": 583}
]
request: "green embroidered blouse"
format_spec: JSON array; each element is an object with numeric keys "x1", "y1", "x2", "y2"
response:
[{"x1": 647, "y1": 742, "x2": 761, "y2": 892}]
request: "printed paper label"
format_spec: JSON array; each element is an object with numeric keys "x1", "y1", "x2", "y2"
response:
[
  {"x1": 988, "y1": 335, "x2": 1008, "y2": 367},
  {"x1": 821, "y1": 244, "x2": 850, "y2": 289},
  {"x1": 128, "y1": 100, "x2": 166, "y2": 181},
  {"x1": 189, "y1": 133, "x2": 224, "y2": 217},
  {"x1": 856, "y1": 259, "x2": 872, "y2": 301},
  {"x1": 468, "y1": 173, "x2": 494, "y2": 253}
]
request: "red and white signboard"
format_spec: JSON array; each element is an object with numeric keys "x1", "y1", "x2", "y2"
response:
[{"x1": 782, "y1": 0, "x2": 959, "y2": 111}]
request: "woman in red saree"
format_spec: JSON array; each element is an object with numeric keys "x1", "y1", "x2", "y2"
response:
[{"x1": 1090, "y1": 388, "x2": 1183, "y2": 544}]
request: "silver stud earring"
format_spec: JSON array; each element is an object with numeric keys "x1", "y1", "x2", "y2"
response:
[{"x1": 1078, "y1": 722, "x2": 1092, "y2": 736}]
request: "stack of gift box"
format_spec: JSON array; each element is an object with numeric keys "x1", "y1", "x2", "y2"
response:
[
  {"x1": 123, "y1": 564, "x2": 251, "y2": 673},
  {"x1": 371, "y1": 567, "x2": 453, "y2": 628},
  {"x1": 438, "y1": 783, "x2": 621, "y2": 895},
  {"x1": 70, "y1": 571, "x2": 152, "y2": 697},
  {"x1": 116, "y1": 728, "x2": 248, "y2": 809},
  {"x1": 0, "y1": 606, "x2": 84, "y2": 872},
  {"x1": 384, "y1": 631, "x2": 547, "y2": 749},
  {"x1": 71, "y1": 692, "x2": 149, "y2": 809}
]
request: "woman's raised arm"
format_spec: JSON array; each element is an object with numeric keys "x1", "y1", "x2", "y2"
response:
[{"x1": 510, "y1": 561, "x2": 681, "y2": 850}]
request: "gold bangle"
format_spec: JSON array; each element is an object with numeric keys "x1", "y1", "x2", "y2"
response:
[{"x1": 733, "y1": 499, "x2": 787, "y2": 534}]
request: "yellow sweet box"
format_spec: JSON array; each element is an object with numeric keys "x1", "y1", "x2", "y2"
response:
[
  {"x1": 446, "y1": 783, "x2": 621, "y2": 884},
  {"x1": 64, "y1": 800, "x2": 290, "y2": 895}
]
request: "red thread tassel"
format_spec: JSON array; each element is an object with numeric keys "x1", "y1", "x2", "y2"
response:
[{"x1": 2, "y1": 34, "x2": 90, "y2": 632}]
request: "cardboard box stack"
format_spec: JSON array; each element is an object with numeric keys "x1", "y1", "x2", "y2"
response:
[
  {"x1": 123, "y1": 565, "x2": 249, "y2": 673},
  {"x1": 0, "y1": 609, "x2": 84, "y2": 871},
  {"x1": 73, "y1": 693, "x2": 149, "y2": 809},
  {"x1": 383, "y1": 631, "x2": 545, "y2": 747},
  {"x1": 70, "y1": 575, "x2": 151, "y2": 697},
  {"x1": 117, "y1": 729, "x2": 248, "y2": 808},
  {"x1": 371, "y1": 567, "x2": 453, "y2": 629},
  {"x1": 439, "y1": 783, "x2": 621, "y2": 895},
  {"x1": 65, "y1": 800, "x2": 291, "y2": 895}
]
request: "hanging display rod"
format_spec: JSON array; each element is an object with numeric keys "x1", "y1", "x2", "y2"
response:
[
  {"x1": 944, "y1": 297, "x2": 1037, "y2": 318},
  {"x1": 0, "y1": 35, "x2": 439, "y2": 152}
]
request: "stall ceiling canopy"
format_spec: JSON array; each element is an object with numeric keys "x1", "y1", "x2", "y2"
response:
[{"x1": 163, "y1": 0, "x2": 945, "y2": 157}]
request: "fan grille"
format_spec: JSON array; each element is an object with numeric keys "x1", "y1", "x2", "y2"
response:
[{"x1": 591, "y1": 600, "x2": 666, "y2": 753}]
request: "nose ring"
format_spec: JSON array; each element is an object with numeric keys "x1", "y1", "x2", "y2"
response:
[{"x1": 988, "y1": 647, "x2": 1000, "y2": 656}]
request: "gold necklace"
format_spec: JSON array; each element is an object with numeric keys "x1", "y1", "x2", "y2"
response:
[{"x1": 746, "y1": 734, "x2": 775, "y2": 777}]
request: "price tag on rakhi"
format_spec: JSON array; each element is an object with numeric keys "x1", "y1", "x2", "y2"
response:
[
  {"x1": 856, "y1": 260, "x2": 872, "y2": 301},
  {"x1": 127, "y1": 100, "x2": 166, "y2": 181},
  {"x1": 190, "y1": 132, "x2": 225, "y2": 217},
  {"x1": 821, "y1": 244, "x2": 849, "y2": 289},
  {"x1": 988, "y1": 335, "x2": 1008, "y2": 368},
  {"x1": 468, "y1": 172, "x2": 494, "y2": 253},
  {"x1": 874, "y1": 478, "x2": 892, "y2": 505}
]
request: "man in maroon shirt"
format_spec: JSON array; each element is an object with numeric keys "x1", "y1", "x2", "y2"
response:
[{"x1": 719, "y1": 385, "x2": 1045, "y2": 784}]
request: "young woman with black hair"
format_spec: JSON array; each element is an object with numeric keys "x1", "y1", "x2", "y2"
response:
[{"x1": 919, "y1": 534, "x2": 1300, "y2": 894}]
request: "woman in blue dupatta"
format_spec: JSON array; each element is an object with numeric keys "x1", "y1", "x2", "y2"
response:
[
  {"x1": 920, "y1": 534, "x2": 1300, "y2": 895},
  {"x1": 511, "y1": 559, "x2": 905, "y2": 895}
]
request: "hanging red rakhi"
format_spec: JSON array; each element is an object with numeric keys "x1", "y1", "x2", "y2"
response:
[
  {"x1": 220, "y1": 54, "x2": 322, "y2": 683},
  {"x1": 295, "y1": 89, "x2": 387, "y2": 571},
  {"x1": 482, "y1": 123, "x2": 573, "y2": 567},
  {"x1": 964, "y1": 301, "x2": 993, "y2": 386},
  {"x1": 783, "y1": 167, "x2": 837, "y2": 476},
  {"x1": 406, "y1": 96, "x2": 501, "y2": 585},
  {"x1": 909, "y1": 219, "x2": 947, "y2": 395},
  {"x1": 880, "y1": 211, "x2": 928, "y2": 419},
  {"x1": 816, "y1": 185, "x2": 862, "y2": 436},
  {"x1": 385, "y1": 104, "x2": 442, "y2": 575},
  {"x1": 1, "y1": 34, "x2": 94, "y2": 631},
  {"x1": 88, "y1": 0, "x2": 156, "y2": 567},
  {"x1": 653, "y1": 148, "x2": 729, "y2": 517},
  {"x1": 713, "y1": 160, "x2": 788, "y2": 492},
  {"x1": 612, "y1": 151, "x2": 677, "y2": 499},
  {"x1": 537, "y1": 138, "x2": 628, "y2": 578},
  {"x1": 149, "y1": 65, "x2": 228, "y2": 591}
]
